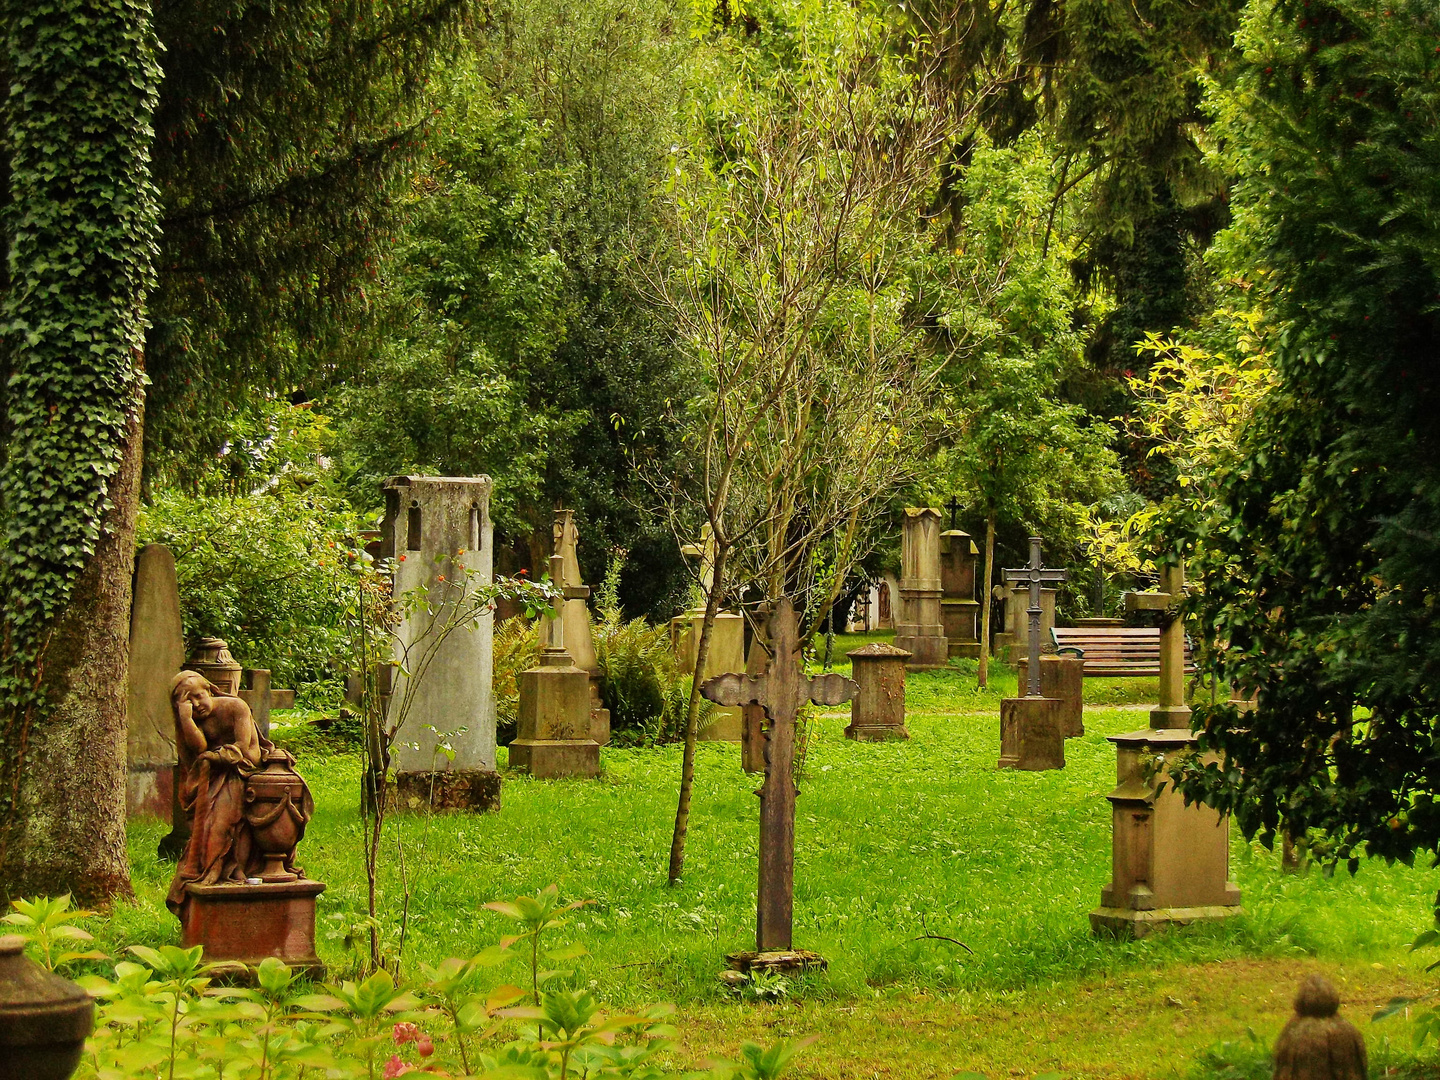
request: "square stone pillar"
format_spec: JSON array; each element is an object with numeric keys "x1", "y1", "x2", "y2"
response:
[
  {"x1": 381, "y1": 475, "x2": 500, "y2": 809},
  {"x1": 671, "y1": 612, "x2": 746, "y2": 741},
  {"x1": 998, "y1": 696, "x2": 1065, "y2": 770},
  {"x1": 844, "y1": 643, "x2": 910, "y2": 741},
  {"x1": 1090, "y1": 728, "x2": 1242, "y2": 938},
  {"x1": 1015, "y1": 654, "x2": 1085, "y2": 737},
  {"x1": 894, "y1": 508, "x2": 948, "y2": 669}
]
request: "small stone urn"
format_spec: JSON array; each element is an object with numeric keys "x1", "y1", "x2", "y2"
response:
[
  {"x1": 244, "y1": 749, "x2": 313, "y2": 882},
  {"x1": 0, "y1": 934, "x2": 94, "y2": 1080},
  {"x1": 186, "y1": 637, "x2": 242, "y2": 695}
]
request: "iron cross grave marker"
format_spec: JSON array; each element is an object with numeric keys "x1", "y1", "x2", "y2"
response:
[
  {"x1": 700, "y1": 597, "x2": 856, "y2": 953},
  {"x1": 1004, "y1": 536, "x2": 1068, "y2": 697}
]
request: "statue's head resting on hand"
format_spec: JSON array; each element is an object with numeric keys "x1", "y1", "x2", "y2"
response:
[{"x1": 171, "y1": 670, "x2": 224, "y2": 717}]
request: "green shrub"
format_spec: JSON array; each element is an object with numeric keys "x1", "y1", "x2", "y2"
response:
[
  {"x1": 592, "y1": 554, "x2": 708, "y2": 744},
  {"x1": 137, "y1": 486, "x2": 365, "y2": 696},
  {"x1": 494, "y1": 616, "x2": 542, "y2": 746}
]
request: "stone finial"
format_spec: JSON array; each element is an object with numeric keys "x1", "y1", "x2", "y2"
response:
[{"x1": 1273, "y1": 975, "x2": 1367, "y2": 1080}]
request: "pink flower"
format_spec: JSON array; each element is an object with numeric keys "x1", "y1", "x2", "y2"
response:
[
  {"x1": 383, "y1": 1055, "x2": 414, "y2": 1079},
  {"x1": 417, "y1": 1036, "x2": 434, "y2": 1058},
  {"x1": 393, "y1": 1022, "x2": 420, "y2": 1045}
]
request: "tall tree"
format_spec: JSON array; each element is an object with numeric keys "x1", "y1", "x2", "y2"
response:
[
  {"x1": 1174, "y1": 0, "x2": 1440, "y2": 871},
  {"x1": 142, "y1": 0, "x2": 471, "y2": 490},
  {"x1": 0, "y1": 0, "x2": 161, "y2": 900}
]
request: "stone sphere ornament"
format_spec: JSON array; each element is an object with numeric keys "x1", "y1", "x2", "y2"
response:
[
  {"x1": 0, "y1": 935, "x2": 94, "y2": 1080},
  {"x1": 1273, "y1": 974, "x2": 1368, "y2": 1080}
]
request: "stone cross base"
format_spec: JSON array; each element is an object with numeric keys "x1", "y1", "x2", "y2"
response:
[
  {"x1": 1090, "y1": 728, "x2": 1242, "y2": 939},
  {"x1": 181, "y1": 880, "x2": 325, "y2": 979},
  {"x1": 725, "y1": 949, "x2": 828, "y2": 974},
  {"x1": 512, "y1": 664, "x2": 601, "y2": 778},
  {"x1": 389, "y1": 769, "x2": 502, "y2": 812},
  {"x1": 1015, "y1": 655, "x2": 1085, "y2": 737},
  {"x1": 1089, "y1": 904, "x2": 1242, "y2": 939},
  {"x1": 998, "y1": 696, "x2": 1065, "y2": 771}
]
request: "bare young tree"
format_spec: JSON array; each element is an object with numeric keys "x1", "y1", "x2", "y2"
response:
[{"x1": 642, "y1": 10, "x2": 977, "y2": 885}]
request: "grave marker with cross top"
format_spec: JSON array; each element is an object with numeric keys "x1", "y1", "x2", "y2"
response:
[
  {"x1": 700, "y1": 597, "x2": 856, "y2": 955},
  {"x1": 1003, "y1": 537, "x2": 1068, "y2": 697},
  {"x1": 1123, "y1": 559, "x2": 1190, "y2": 730}
]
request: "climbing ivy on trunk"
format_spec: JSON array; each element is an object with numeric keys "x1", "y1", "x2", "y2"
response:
[{"x1": 0, "y1": 0, "x2": 161, "y2": 896}]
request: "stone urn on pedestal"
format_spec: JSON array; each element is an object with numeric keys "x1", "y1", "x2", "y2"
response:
[
  {"x1": 0, "y1": 935, "x2": 93, "y2": 1080},
  {"x1": 244, "y1": 749, "x2": 313, "y2": 882}
]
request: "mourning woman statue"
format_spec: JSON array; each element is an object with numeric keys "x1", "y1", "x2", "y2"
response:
[{"x1": 165, "y1": 671, "x2": 315, "y2": 912}]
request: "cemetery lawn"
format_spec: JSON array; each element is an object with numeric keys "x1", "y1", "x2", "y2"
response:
[{"x1": 114, "y1": 648, "x2": 1440, "y2": 1078}]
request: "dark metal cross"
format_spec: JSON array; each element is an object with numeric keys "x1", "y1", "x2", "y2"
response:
[
  {"x1": 700, "y1": 597, "x2": 856, "y2": 953},
  {"x1": 946, "y1": 495, "x2": 961, "y2": 532},
  {"x1": 1003, "y1": 536, "x2": 1068, "y2": 697}
]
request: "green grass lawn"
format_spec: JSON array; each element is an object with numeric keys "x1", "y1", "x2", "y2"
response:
[{"x1": 107, "y1": 640, "x2": 1440, "y2": 1078}]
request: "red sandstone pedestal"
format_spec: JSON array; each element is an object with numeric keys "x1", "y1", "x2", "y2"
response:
[
  {"x1": 997, "y1": 696, "x2": 1065, "y2": 771},
  {"x1": 390, "y1": 769, "x2": 502, "y2": 812},
  {"x1": 181, "y1": 879, "x2": 326, "y2": 978}
]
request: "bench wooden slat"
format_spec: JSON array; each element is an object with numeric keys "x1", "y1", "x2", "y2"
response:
[{"x1": 1050, "y1": 626, "x2": 1195, "y2": 678}]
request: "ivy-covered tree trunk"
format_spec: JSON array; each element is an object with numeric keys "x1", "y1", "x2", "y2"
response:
[{"x1": 0, "y1": 0, "x2": 161, "y2": 901}]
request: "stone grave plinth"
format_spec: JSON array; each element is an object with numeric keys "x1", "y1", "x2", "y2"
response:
[
  {"x1": 672, "y1": 612, "x2": 746, "y2": 742},
  {"x1": 940, "y1": 529, "x2": 982, "y2": 659},
  {"x1": 894, "y1": 508, "x2": 948, "y2": 669},
  {"x1": 997, "y1": 696, "x2": 1065, "y2": 770},
  {"x1": 1090, "y1": 728, "x2": 1241, "y2": 938},
  {"x1": 1016, "y1": 654, "x2": 1085, "y2": 738},
  {"x1": 844, "y1": 643, "x2": 910, "y2": 741},
  {"x1": 382, "y1": 475, "x2": 501, "y2": 810},
  {"x1": 127, "y1": 544, "x2": 183, "y2": 821},
  {"x1": 181, "y1": 880, "x2": 325, "y2": 979},
  {"x1": 511, "y1": 553, "x2": 601, "y2": 778}
]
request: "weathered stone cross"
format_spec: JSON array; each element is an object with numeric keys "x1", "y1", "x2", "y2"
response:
[
  {"x1": 1003, "y1": 536, "x2": 1068, "y2": 697},
  {"x1": 1124, "y1": 559, "x2": 1190, "y2": 729},
  {"x1": 542, "y1": 553, "x2": 590, "y2": 665},
  {"x1": 700, "y1": 597, "x2": 856, "y2": 953}
]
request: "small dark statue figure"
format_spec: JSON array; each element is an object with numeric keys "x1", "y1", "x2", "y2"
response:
[
  {"x1": 1273, "y1": 974, "x2": 1368, "y2": 1080},
  {"x1": 165, "y1": 671, "x2": 315, "y2": 912}
]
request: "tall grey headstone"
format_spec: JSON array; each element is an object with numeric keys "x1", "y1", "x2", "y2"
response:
[
  {"x1": 127, "y1": 544, "x2": 184, "y2": 819},
  {"x1": 381, "y1": 476, "x2": 500, "y2": 811}
]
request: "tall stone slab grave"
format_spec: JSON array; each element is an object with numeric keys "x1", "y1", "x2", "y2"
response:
[
  {"x1": 939, "y1": 530, "x2": 982, "y2": 659},
  {"x1": 894, "y1": 508, "x2": 948, "y2": 670},
  {"x1": 382, "y1": 475, "x2": 501, "y2": 811},
  {"x1": 127, "y1": 544, "x2": 185, "y2": 819}
]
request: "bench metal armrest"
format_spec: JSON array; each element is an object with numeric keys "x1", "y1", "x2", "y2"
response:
[{"x1": 1055, "y1": 646, "x2": 1085, "y2": 658}]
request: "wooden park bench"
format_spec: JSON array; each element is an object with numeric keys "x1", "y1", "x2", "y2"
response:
[{"x1": 1050, "y1": 626, "x2": 1196, "y2": 678}]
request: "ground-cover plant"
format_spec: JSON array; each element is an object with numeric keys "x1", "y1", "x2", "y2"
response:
[
  {"x1": 69, "y1": 941, "x2": 809, "y2": 1080},
  {"x1": 3, "y1": 893, "x2": 107, "y2": 970}
]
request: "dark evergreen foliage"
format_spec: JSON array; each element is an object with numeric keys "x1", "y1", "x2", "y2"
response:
[
  {"x1": 143, "y1": 0, "x2": 470, "y2": 488},
  {"x1": 1176, "y1": 0, "x2": 1440, "y2": 868}
]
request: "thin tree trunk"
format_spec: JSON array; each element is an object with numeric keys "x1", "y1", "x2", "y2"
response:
[
  {"x1": 668, "y1": 545, "x2": 727, "y2": 886},
  {"x1": 0, "y1": 407, "x2": 142, "y2": 904},
  {"x1": 978, "y1": 511, "x2": 996, "y2": 690}
]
